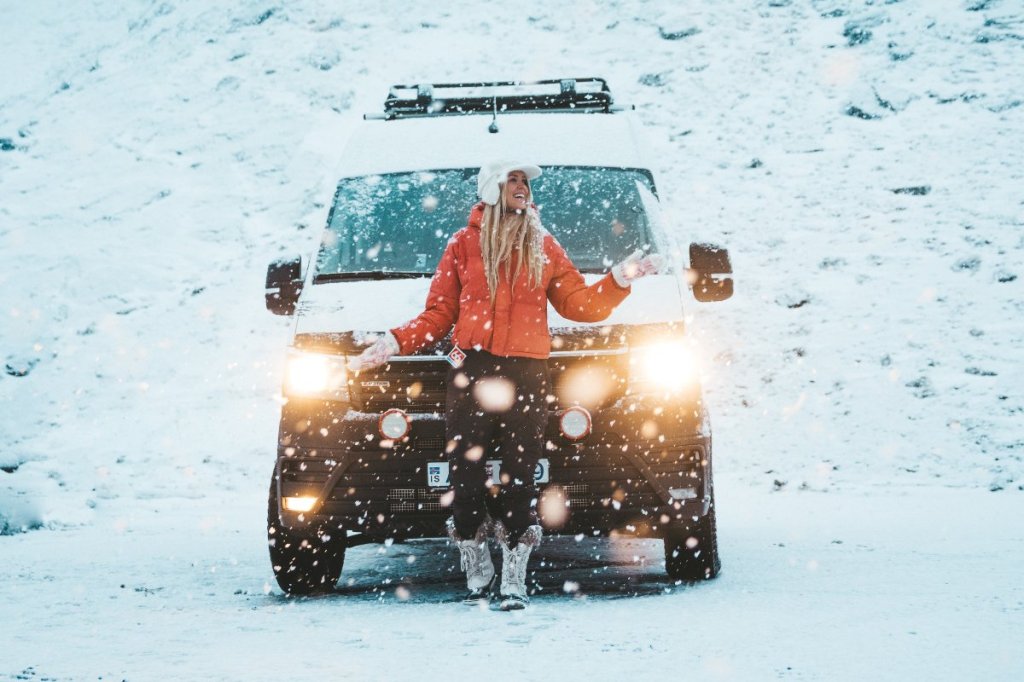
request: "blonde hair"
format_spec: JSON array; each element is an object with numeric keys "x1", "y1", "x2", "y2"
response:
[{"x1": 479, "y1": 191, "x2": 545, "y2": 304}]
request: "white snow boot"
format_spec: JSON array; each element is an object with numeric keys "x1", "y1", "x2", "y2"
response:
[
  {"x1": 447, "y1": 517, "x2": 495, "y2": 604},
  {"x1": 496, "y1": 523, "x2": 543, "y2": 611}
]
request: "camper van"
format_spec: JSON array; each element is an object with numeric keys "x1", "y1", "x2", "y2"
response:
[{"x1": 265, "y1": 78, "x2": 733, "y2": 594}]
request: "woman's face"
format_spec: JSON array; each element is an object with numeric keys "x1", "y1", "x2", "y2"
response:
[{"x1": 502, "y1": 171, "x2": 531, "y2": 211}]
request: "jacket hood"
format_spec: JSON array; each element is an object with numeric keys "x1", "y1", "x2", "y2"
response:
[
  {"x1": 466, "y1": 201, "x2": 540, "y2": 230},
  {"x1": 467, "y1": 202, "x2": 485, "y2": 230}
]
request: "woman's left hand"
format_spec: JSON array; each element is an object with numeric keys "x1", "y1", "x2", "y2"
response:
[{"x1": 612, "y1": 250, "x2": 664, "y2": 287}]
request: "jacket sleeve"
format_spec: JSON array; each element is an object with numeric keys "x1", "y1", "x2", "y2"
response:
[
  {"x1": 389, "y1": 238, "x2": 461, "y2": 355},
  {"x1": 546, "y1": 236, "x2": 630, "y2": 323}
]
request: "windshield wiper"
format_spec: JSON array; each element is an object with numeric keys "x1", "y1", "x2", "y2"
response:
[{"x1": 315, "y1": 271, "x2": 433, "y2": 283}]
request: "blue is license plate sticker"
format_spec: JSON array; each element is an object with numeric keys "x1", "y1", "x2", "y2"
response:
[{"x1": 427, "y1": 462, "x2": 449, "y2": 487}]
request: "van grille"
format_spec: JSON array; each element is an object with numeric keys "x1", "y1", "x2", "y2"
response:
[{"x1": 351, "y1": 355, "x2": 628, "y2": 414}]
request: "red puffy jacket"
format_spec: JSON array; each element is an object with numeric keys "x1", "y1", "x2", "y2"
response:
[{"x1": 390, "y1": 202, "x2": 630, "y2": 359}]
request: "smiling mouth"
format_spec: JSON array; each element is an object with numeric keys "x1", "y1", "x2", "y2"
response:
[{"x1": 513, "y1": 193, "x2": 526, "y2": 200}]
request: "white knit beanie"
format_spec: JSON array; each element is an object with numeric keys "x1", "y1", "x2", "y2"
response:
[{"x1": 476, "y1": 160, "x2": 542, "y2": 205}]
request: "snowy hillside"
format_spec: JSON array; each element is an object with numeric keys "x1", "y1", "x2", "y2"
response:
[
  {"x1": 3, "y1": 0, "x2": 1021, "y2": 529},
  {"x1": 1, "y1": 1, "x2": 1022, "y2": 680}
]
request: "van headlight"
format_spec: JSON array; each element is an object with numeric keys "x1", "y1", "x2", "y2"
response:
[
  {"x1": 283, "y1": 348, "x2": 349, "y2": 400},
  {"x1": 628, "y1": 340, "x2": 699, "y2": 394}
]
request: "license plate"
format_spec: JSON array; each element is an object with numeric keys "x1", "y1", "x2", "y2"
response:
[{"x1": 427, "y1": 459, "x2": 550, "y2": 488}]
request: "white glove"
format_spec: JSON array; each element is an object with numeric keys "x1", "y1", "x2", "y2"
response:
[
  {"x1": 612, "y1": 249, "x2": 664, "y2": 288},
  {"x1": 348, "y1": 332, "x2": 400, "y2": 371}
]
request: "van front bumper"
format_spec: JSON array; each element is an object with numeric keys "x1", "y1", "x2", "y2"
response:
[{"x1": 273, "y1": 397, "x2": 713, "y2": 542}]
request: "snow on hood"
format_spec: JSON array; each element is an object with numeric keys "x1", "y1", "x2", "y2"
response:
[{"x1": 293, "y1": 274, "x2": 685, "y2": 337}]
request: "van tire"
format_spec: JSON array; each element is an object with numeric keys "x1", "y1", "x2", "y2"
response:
[
  {"x1": 267, "y1": 478, "x2": 346, "y2": 595},
  {"x1": 664, "y1": 505, "x2": 721, "y2": 582}
]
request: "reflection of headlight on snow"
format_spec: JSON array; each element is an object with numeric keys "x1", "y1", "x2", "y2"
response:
[
  {"x1": 284, "y1": 349, "x2": 349, "y2": 400},
  {"x1": 629, "y1": 341, "x2": 699, "y2": 393}
]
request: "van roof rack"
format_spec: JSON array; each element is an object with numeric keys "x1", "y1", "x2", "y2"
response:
[{"x1": 370, "y1": 78, "x2": 617, "y2": 120}]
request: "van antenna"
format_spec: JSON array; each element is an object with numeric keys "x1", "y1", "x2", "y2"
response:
[{"x1": 488, "y1": 96, "x2": 499, "y2": 133}]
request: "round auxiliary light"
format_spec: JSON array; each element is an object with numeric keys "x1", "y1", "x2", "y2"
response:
[
  {"x1": 379, "y1": 408, "x2": 411, "y2": 441},
  {"x1": 559, "y1": 406, "x2": 592, "y2": 441}
]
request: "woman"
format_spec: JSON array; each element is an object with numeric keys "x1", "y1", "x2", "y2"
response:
[{"x1": 351, "y1": 160, "x2": 661, "y2": 610}]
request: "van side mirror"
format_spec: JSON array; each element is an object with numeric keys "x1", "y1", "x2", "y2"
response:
[
  {"x1": 688, "y1": 243, "x2": 733, "y2": 302},
  {"x1": 266, "y1": 256, "x2": 304, "y2": 315}
]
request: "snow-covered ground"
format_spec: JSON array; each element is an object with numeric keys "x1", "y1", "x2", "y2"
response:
[
  {"x1": 2, "y1": 487, "x2": 1021, "y2": 680},
  {"x1": 1, "y1": 1, "x2": 1022, "y2": 679}
]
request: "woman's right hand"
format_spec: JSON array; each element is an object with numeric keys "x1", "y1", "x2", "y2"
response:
[{"x1": 348, "y1": 332, "x2": 400, "y2": 372}]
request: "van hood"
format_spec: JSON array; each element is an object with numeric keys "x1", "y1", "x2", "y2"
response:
[{"x1": 294, "y1": 274, "x2": 685, "y2": 338}]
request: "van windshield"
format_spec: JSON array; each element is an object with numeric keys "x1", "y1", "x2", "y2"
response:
[{"x1": 314, "y1": 167, "x2": 658, "y2": 282}]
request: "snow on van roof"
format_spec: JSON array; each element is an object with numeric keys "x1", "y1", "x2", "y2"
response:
[{"x1": 337, "y1": 112, "x2": 647, "y2": 178}]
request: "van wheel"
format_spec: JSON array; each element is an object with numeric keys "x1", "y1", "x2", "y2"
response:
[
  {"x1": 267, "y1": 478, "x2": 345, "y2": 595},
  {"x1": 664, "y1": 505, "x2": 721, "y2": 582}
]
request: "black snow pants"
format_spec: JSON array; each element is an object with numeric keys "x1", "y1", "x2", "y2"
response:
[{"x1": 445, "y1": 349, "x2": 549, "y2": 546}]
